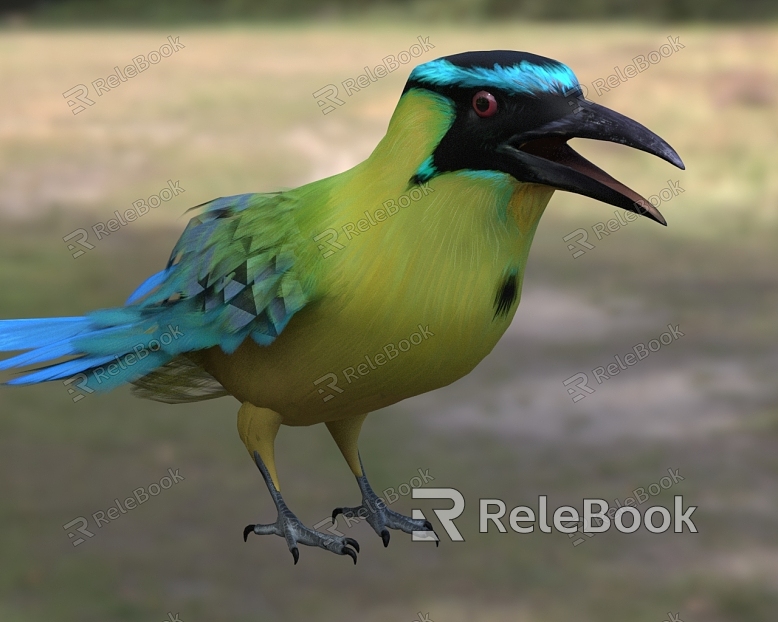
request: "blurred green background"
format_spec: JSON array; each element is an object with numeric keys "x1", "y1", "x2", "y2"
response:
[{"x1": 0, "y1": 2, "x2": 777, "y2": 622}]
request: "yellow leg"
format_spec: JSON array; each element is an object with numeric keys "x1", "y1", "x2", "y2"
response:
[
  {"x1": 325, "y1": 413, "x2": 368, "y2": 477},
  {"x1": 238, "y1": 404, "x2": 360, "y2": 562},
  {"x1": 237, "y1": 402, "x2": 283, "y2": 491}
]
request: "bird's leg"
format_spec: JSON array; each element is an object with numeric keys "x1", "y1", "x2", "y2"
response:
[
  {"x1": 326, "y1": 415, "x2": 439, "y2": 547},
  {"x1": 237, "y1": 402, "x2": 359, "y2": 564}
]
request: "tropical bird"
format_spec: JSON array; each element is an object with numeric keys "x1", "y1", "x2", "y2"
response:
[{"x1": 0, "y1": 50, "x2": 683, "y2": 564}]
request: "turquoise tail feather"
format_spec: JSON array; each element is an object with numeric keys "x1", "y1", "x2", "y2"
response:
[
  {"x1": 0, "y1": 191, "x2": 310, "y2": 398},
  {"x1": 0, "y1": 311, "x2": 181, "y2": 392}
]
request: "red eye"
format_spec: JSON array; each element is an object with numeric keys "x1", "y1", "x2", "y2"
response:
[{"x1": 472, "y1": 91, "x2": 498, "y2": 117}]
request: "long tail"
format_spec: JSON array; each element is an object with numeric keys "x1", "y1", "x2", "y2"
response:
[
  {"x1": 0, "y1": 272, "x2": 213, "y2": 394},
  {"x1": 0, "y1": 191, "x2": 304, "y2": 397}
]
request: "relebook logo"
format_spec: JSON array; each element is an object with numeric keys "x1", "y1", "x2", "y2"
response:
[
  {"x1": 411, "y1": 488, "x2": 698, "y2": 542},
  {"x1": 480, "y1": 495, "x2": 698, "y2": 535}
]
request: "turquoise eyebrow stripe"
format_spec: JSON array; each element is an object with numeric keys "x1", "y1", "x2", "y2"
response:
[{"x1": 409, "y1": 58, "x2": 580, "y2": 95}]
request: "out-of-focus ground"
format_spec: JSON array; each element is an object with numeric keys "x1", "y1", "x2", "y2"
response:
[{"x1": 0, "y1": 25, "x2": 777, "y2": 622}]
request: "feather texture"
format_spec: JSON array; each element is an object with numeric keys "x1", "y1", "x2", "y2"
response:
[{"x1": 0, "y1": 192, "x2": 312, "y2": 400}]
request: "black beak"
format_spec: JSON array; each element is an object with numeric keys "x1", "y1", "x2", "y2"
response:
[{"x1": 496, "y1": 100, "x2": 685, "y2": 225}]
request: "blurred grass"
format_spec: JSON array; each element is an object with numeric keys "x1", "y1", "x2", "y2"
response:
[
  {"x1": 0, "y1": 24, "x2": 777, "y2": 622},
  {"x1": 8, "y1": 0, "x2": 778, "y2": 23}
]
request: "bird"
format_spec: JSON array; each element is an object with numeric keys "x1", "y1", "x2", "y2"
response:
[{"x1": 0, "y1": 50, "x2": 683, "y2": 564}]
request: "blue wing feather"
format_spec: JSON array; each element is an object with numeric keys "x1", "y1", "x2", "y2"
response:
[{"x1": 0, "y1": 192, "x2": 309, "y2": 393}]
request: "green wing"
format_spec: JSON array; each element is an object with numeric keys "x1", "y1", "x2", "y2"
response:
[{"x1": 127, "y1": 191, "x2": 314, "y2": 402}]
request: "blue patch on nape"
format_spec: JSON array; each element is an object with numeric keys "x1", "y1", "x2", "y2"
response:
[{"x1": 409, "y1": 58, "x2": 579, "y2": 96}]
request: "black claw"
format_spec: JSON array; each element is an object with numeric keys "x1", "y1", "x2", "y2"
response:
[
  {"x1": 421, "y1": 520, "x2": 440, "y2": 545},
  {"x1": 343, "y1": 546, "x2": 358, "y2": 565},
  {"x1": 381, "y1": 529, "x2": 390, "y2": 547},
  {"x1": 332, "y1": 508, "x2": 343, "y2": 522},
  {"x1": 345, "y1": 537, "x2": 360, "y2": 553},
  {"x1": 291, "y1": 546, "x2": 299, "y2": 565},
  {"x1": 243, "y1": 524, "x2": 254, "y2": 542}
]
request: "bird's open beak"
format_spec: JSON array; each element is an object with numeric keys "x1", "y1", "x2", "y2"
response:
[{"x1": 497, "y1": 100, "x2": 684, "y2": 225}]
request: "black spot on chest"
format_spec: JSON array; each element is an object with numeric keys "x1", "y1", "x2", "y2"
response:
[{"x1": 493, "y1": 273, "x2": 518, "y2": 319}]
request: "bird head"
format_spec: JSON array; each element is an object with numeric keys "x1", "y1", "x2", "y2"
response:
[{"x1": 398, "y1": 50, "x2": 684, "y2": 225}]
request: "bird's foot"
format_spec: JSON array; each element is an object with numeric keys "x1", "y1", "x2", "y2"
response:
[
  {"x1": 245, "y1": 449, "x2": 359, "y2": 564},
  {"x1": 332, "y1": 473, "x2": 439, "y2": 547},
  {"x1": 244, "y1": 511, "x2": 359, "y2": 565}
]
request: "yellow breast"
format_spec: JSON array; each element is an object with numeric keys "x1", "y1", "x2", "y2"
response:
[
  {"x1": 200, "y1": 173, "x2": 553, "y2": 426},
  {"x1": 198, "y1": 88, "x2": 554, "y2": 424}
]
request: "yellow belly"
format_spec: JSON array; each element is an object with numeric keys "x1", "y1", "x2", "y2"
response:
[
  {"x1": 199, "y1": 273, "x2": 513, "y2": 425},
  {"x1": 198, "y1": 179, "x2": 553, "y2": 426}
]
